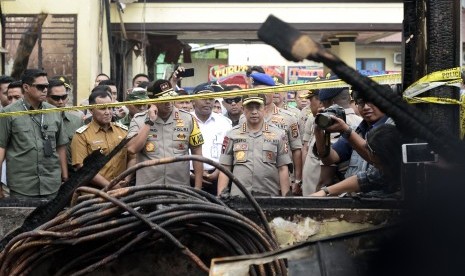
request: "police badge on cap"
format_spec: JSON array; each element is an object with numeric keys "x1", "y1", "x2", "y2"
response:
[{"x1": 147, "y1": 79, "x2": 178, "y2": 99}]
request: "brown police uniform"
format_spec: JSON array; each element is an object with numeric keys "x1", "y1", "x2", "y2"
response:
[
  {"x1": 128, "y1": 108, "x2": 204, "y2": 186},
  {"x1": 71, "y1": 120, "x2": 131, "y2": 182},
  {"x1": 298, "y1": 106, "x2": 313, "y2": 142},
  {"x1": 239, "y1": 105, "x2": 302, "y2": 152},
  {"x1": 283, "y1": 103, "x2": 300, "y2": 118},
  {"x1": 219, "y1": 122, "x2": 291, "y2": 197}
]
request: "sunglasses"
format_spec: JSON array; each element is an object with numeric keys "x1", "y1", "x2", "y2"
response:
[
  {"x1": 49, "y1": 94, "x2": 68, "y2": 101},
  {"x1": 224, "y1": 97, "x2": 242, "y2": 104},
  {"x1": 31, "y1": 83, "x2": 49, "y2": 91}
]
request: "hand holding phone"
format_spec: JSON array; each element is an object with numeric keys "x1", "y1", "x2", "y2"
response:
[
  {"x1": 177, "y1": 68, "x2": 195, "y2": 78},
  {"x1": 402, "y1": 143, "x2": 438, "y2": 164}
]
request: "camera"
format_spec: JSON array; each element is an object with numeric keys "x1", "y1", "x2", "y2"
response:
[{"x1": 314, "y1": 104, "x2": 346, "y2": 129}]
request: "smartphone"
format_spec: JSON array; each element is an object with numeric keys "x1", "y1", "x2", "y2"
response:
[
  {"x1": 402, "y1": 143, "x2": 438, "y2": 164},
  {"x1": 177, "y1": 68, "x2": 195, "y2": 78}
]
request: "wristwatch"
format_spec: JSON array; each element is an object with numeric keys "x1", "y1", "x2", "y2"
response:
[
  {"x1": 341, "y1": 127, "x2": 352, "y2": 139},
  {"x1": 321, "y1": 186, "x2": 331, "y2": 196},
  {"x1": 144, "y1": 117, "x2": 155, "y2": 126}
]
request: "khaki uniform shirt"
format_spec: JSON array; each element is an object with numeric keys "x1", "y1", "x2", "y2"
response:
[
  {"x1": 62, "y1": 111, "x2": 84, "y2": 168},
  {"x1": 302, "y1": 116, "x2": 320, "y2": 195},
  {"x1": 128, "y1": 108, "x2": 204, "y2": 186},
  {"x1": 282, "y1": 103, "x2": 300, "y2": 118},
  {"x1": 239, "y1": 105, "x2": 303, "y2": 151},
  {"x1": 298, "y1": 106, "x2": 313, "y2": 142},
  {"x1": 219, "y1": 122, "x2": 292, "y2": 197},
  {"x1": 71, "y1": 120, "x2": 130, "y2": 182},
  {"x1": 0, "y1": 99, "x2": 68, "y2": 196}
]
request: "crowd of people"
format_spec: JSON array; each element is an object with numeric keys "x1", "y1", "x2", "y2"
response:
[{"x1": 0, "y1": 66, "x2": 403, "y2": 200}]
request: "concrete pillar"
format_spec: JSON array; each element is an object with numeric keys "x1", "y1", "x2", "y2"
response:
[
  {"x1": 321, "y1": 41, "x2": 332, "y2": 76},
  {"x1": 335, "y1": 34, "x2": 358, "y2": 69},
  {"x1": 327, "y1": 37, "x2": 340, "y2": 57}
]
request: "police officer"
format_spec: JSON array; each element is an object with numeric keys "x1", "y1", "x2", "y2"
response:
[
  {"x1": 242, "y1": 73, "x2": 303, "y2": 195},
  {"x1": 71, "y1": 86, "x2": 135, "y2": 188},
  {"x1": 0, "y1": 69, "x2": 68, "y2": 199},
  {"x1": 127, "y1": 79, "x2": 204, "y2": 189},
  {"x1": 218, "y1": 94, "x2": 292, "y2": 197}
]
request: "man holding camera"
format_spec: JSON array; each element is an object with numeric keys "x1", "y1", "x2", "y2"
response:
[{"x1": 310, "y1": 90, "x2": 393, "y2": 197}]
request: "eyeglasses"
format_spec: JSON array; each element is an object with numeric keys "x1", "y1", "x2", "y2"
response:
[
  {"x1": 224, "y1": 97, "x2": 242, "y2": 104},
  {"x1": 356, "y1": 100, "x2": 373, "y2": 108},
  {"x1": 31, "y1": 83, "x2": 49, "y2": 92},
  {"x1": 49, "y1": 94, "x2": 68, "y2": 101}
]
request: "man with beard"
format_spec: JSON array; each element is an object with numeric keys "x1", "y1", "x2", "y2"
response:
[{"x1": 127, "y1": 79, "x2": 204, "y2": 189}]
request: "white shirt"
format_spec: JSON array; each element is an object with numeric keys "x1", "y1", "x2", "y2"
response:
[{"x1": 190, "y1": 112, "x2": 232, "y2": 170}]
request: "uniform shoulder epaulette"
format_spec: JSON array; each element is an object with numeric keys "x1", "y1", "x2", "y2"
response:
[
  {"x1": 75, "y1": 124, "x2": 89, "y2": 134},
  {"x1": 133, "y1": 110, "x2": 148, "y2": 118},
  {"x1": 278, "y1": 107, "x2": 294, "y2": 116},
  {"x1": 114, "y1": 121, "x2": 128, "y2": 131}
]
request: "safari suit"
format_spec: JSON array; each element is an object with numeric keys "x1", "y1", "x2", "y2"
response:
[
  {"x1": 219, "y1": 122, "x2": 291, "y2": 197},
  {"x1": 71, "y1": 120, "x2": 130, "y2": 182},
  {"x1": 128, "y1": 108, "x2": 204, "y2": 186}
]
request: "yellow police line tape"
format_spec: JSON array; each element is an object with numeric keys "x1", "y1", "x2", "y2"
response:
[
  {"x1": 0, "y1": 73, "x2": 402, "y2": 118},
  {"x1": 0, "y1": 68, "x2": 462, "y2": 119}
]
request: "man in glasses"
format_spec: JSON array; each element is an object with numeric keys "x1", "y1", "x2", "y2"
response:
[
  {"x1": 310, "y1": 88, "x2": 394, "y2": 197},
  {"x1": 222, "y1": 85, "x2": 243, "y2": 127},
  {"x1": 217, "y1": 94, "x2": 292, "y2": 197},
  {"x1": 0, "y1": 69, "x2": 69, "y2": 199},
  {"x1": 47, "y1": 79, "x2": 83, "y2": 178},
  {"x1": 127, "y1": 79, "x2": 204, "y2": 189}
]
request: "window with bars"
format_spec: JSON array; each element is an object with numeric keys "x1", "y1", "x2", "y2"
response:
[{"x1": 4, "y1": 14, "x2": 77, "y2": 105}]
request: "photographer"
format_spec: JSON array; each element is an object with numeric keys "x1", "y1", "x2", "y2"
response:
[
  {"x1": 313, "y1": 88, "x2": 362, "y2": 190},
  {"x1": 310, "y1": 90, "x2": 394, "y2": 197}
]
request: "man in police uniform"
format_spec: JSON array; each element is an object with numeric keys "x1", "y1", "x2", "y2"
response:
[
  {"x1": 241, "y1": 73, "x2": 303, "y2": 195},
  {"x1": 271, "y1": 75, "x2": 300, "y2": 118},
  {"x1": 0, "y1": 69, "x2": 68, "y2": 199},
  {"x1": 71, "y1": 86, "x2": 135, "y2": 188},
  {"x1": 301, "y1": 90, "x2": 322, "y2": 195},
  {"x1": 218, "y1": 94, "x2": 291, "y2": 197},
  {"x1": 127, "y1": 79, "x2": 204, "y2": 189}
]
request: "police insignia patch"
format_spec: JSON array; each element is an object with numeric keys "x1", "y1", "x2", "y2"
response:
[
  {"x1": 177, "y1": 133, "x2": 187, "y2": 140},
  {"x1": 291, "y1": 123, "x2": 299, "y2": 138},
  {"x1": 236, "y1": 151, "x2": 246, "y2": 161},
  {"x1": 176, "y1": 119, "x2": 184, "y2": 127},
  {"x1": 145, "y1": 142, "x2": 155, "y2": 152}
]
